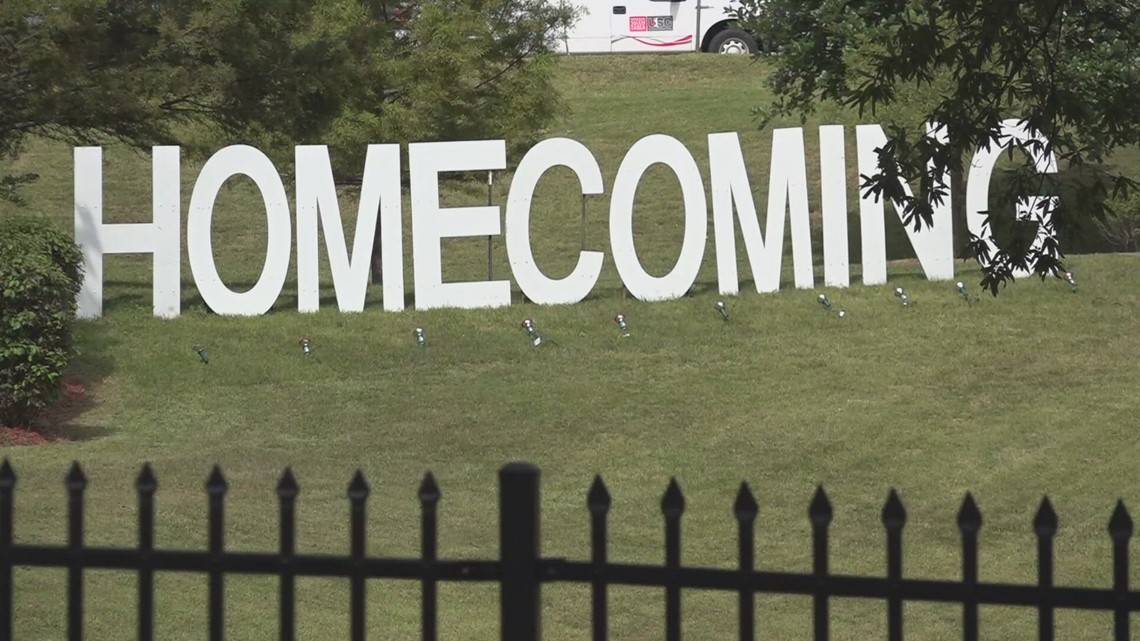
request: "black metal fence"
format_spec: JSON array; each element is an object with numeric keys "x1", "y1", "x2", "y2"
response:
[{"x1": 0, "y1": 458, "x2": 1137, "y2": 641}]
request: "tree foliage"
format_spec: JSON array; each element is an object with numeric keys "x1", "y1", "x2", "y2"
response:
[
  {"x1": 738, "y1": 0, "x2": 1140, "y2": 293},
  {"x1": 1, "y1": 0, "x2": 578, "y2": 193}
]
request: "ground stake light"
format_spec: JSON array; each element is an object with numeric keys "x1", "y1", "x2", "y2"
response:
[
  {"x1": 615, "y1": 314, "x2": 631, "y2": 337},
  {"x1": 715, "y1": 300, "x2": 729, "y2": 321},
  {"x1": 1065, "y1": 270, "x2": 1078, "y2": 292},
  {"x1": 300, "y1": 336, "x2": 312, "y2": 356},
  {"x1": 956, "y1": 281, "x2": 974, "y2": 306},
  {"x1": 414, "y1": 327, "x2": 426, "y2": 348},
  {"x1": 521, "y1": 319, "x2": 544, "y2": 346},
  {"x1": 817, "y1": 294, "x2": 832, "y2": 310},
  {"x1": 193, "y1": 344, "x2": 209, "y2": 364},
  {"x1": 894, "y1": 286, "x2": 911, "y2": 307}
]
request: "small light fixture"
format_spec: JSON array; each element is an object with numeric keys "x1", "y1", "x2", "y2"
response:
[
  {"x1": 193, "y1": 344, "x2": 209, "y2": 364},
  {"x1": 521, "y1": 319, "x2": 544, "y2": 346},
  {"x1": 817, "y1": 294, "x2": 832, "y2": 310},
  {"x1": 614, "y1": 314, "x2": 631, "y2": 337},
  {"x1": 956, "y1": 281, "x2": 973, "y2": 305},
  {"x1": 1064, "y1": 270, "x2": 1078, "y2": 292},
  {"x1": 715, "y1": 300, "x2": 729, "y2": 321},
  {"x1": 894, "y1": 286, "x2": 911, "y2": 307},
  {"x1": 299, "y1": 336, "x2": 312, "y2": 356},
  {"x1": 414, "y1": 327, "x2": 426, "y2": 348}
]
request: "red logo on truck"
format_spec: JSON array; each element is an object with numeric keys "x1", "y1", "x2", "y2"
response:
[{"x1": 628, "y1": 16, "x2": 647, "y2": 31}]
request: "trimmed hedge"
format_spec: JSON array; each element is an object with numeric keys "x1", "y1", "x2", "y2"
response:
[{"x1": 0, "y1": 216, "x2": 83, "y2": 427}]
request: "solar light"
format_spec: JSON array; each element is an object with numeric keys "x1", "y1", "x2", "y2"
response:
[
  {"x1": 614, "y1": 313, "x2": 631, "y2": 337},
  {"x1": 521, "y1": 319, "x2": 544, "y2": 346},
  {"x1": 414, "y1": 327, "x2": 426, "y2": 348},
  {"x1": 894, "y1": 286, "x2": 911, "y2": 307},
  {"x1": 193, "y1": 344, "x2": 209, "y2": 364},
  {"x1": 956, "y1": 281, "x2": 974, "y2": 305},
  {"x1": 1064, "y1": 270, "x2": 1078, "y2": 292},
  {"x1": 838, "y1": 310, "x2": 846, "y2": 318},
  {"x1": 817, "y1": 294, "x2": 832, "y2": 310},
  {"x1": 715, "y1": 300, "x2": 729, "y2": 321},
  {"x1": 299, "y1": 336, "x2": 312, "y2": 356}
]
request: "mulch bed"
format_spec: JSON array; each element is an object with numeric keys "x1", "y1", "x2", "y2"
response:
[{"x1": 0, "y1": 380, "x2": 87, "y2": 447}]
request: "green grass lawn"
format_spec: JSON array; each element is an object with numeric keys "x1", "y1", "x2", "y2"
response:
[{"x1": 3, "y1": 54, "x2": 1140, "y2": 641}]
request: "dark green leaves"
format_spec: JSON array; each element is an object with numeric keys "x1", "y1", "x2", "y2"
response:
[{"x1": 739, "y1": 0, "x2": 1140, "y2": 291}]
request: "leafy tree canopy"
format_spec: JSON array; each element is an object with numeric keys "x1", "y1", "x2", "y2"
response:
[
  {"x1": 738, "y1": 0, "x2": 1140, "y2": 292},
  {"x1": 1, "y1": 0, "x2": 578, "y2": 201}
]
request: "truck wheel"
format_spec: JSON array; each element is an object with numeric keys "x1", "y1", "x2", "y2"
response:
[{"x1": 708, "y1": 28, "x2": 758, "y2": 55}]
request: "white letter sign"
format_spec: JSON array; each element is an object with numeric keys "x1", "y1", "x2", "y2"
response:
[
  {"x1": 295, "y1": 144, "x2": 403, "y2": 313},
  {"x1": 69, "y1": 119, "x2": 1058, "y2": 319},
  {"x1": 75, "y1": 146, "x2": 181, "y2": 319},
  {"x1": 410, "y1": 140, "x2": 510, "y2": 310},
  {"x1": 610, "y1": 134, "x2": 707, "y2": 301},
  {"x1": 187, "y1": 145, "x2": 292, "y2": 316},
  {"x1": 506, "y1": 138, "x2": 605, "y2": 305}
]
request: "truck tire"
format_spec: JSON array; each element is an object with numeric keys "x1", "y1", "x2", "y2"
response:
[{"x1": 707, "y1": 28, "x2": 758, "y2": 55}]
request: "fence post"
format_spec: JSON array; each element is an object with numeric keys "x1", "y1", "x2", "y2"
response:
[
  {"x1": 1108, "y1": 500, "x2": 1132, "y2": 641},
  {"x1": 957, "y1": 493, "x2": 982, "y2": 641},
  {"x1": 66, "y1": 463, "x2": 87, "y2": 641},
  {"x1": 809, "y1": 486, "x2": 832, "y2": 641},
  {"x1": 136, "y1": 464, "x2": 158, "y2": 641},
  {"x1": 500, "y1": 462, "x2": 541, "y2": 641},
  {"x1": 0, "y1": 460, "x2": 14, "y2": 641},
  {"x1": 1034, "y1": 497, "x2": 1058, "y2": 641}
]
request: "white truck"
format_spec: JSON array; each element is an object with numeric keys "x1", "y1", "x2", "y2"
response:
[{"x1": 555, "y1": 0, "x2": 758, "y2": 55}]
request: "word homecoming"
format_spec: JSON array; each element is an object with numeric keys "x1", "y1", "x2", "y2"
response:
[{"x1": 74, "y1": 119, "x2": 1058, "y2": 319}]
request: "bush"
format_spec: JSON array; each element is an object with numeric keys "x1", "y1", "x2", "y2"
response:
[
  {"x1": 1096, "y1": 192, "x2": 1140, "y2": 253},
  {"x1": 0, "y1": 216, "x2": 83, "y2": 427}
]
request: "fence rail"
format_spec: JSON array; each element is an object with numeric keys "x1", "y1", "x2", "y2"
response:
[{"x1": 0, "y1": 458, "x2": 1135, "y2": 641}]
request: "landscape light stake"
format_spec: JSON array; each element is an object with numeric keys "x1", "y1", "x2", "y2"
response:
[
  {"x1": 817, "y1": 294, "x2": 832, "y2": 310},
  {"x1": 193, "y1": 345, "x2": 209, "y2": 364},
  {"x1": 1065, "y1": 270, "x2": 1078, "y2": 292},
  {"x1": 956, "y1": 281, "x2": 974, "y2": 306},
  {"x1": 614, "y1": 314, "x2": 631, "y2": 338},
  {"x1": 715, "y1": 300, "x2": 729, "y2": 321},
  {"x1": 894, "y1": 286, "x2": 911, "y2": 308},
  {"x1": 521, "y1": 319, "x2": 544, "y2": 347},
  {"x1": 414, "y1": 328, "x2": 426, "y2": 348},
  {"x1": 299, "y1": 337, "x2": 312, "y2": 357}
]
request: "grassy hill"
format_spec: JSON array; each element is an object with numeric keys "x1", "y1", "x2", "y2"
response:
[{"x1": 2, "y1": 54, "x2": 1140, "y2": 641}]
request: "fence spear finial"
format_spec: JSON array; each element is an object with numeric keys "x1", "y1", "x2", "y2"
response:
[
  {"x1": 135, "y1": 463, "x2": 157, "y2": 493},
  {"x1": 809, "y1": 485, "x2": 832, "y2": 525},
  {"x1": 418, "y1": 472, "x2": 440, "y2": 505},
  {"x1": 734, "y1": 482, "x2": 758, "y2": 522},
  {"x1": 1109, "y1": 500, "x2": 1133, "y2": 540},
  {"x1": 66, "y1": 461, "x2": 87, "y2": 491},
  {"x1": 881, "y1": 489, "x2": 907, "y2": 528},
  {"x1": 661, "y1": 478, "x2": 685, "y2": 517},
  {"x1": 0, "y1": 458, "x2": 15, "y2": 487},
  {"x1": 348, "y1": 470, "x2": 370, "y2": 501},
  {"x1": 588, "y1": 475, "x2": 611, "y2": 514},
  {"x1": 206, "y1": 465, "x2": 227, "y2": 495},
  {"x1": 1034, "y1": 496, "x2": 1058, "y2": 536},
  {"x1": 956, "y1": 492, "x2": 982, "y2": 533},
  {"x1": 277, "y1": 468, "x2": 299, "y2": 500}
]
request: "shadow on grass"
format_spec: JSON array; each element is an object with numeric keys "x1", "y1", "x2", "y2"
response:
[{"x1": 35, "y1": 323, "x2": 119, "y2": 442}]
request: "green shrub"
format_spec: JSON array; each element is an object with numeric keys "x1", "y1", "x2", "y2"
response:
[{"x1": 0, "y1": 216, "x2": 83, "y2": 427}]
